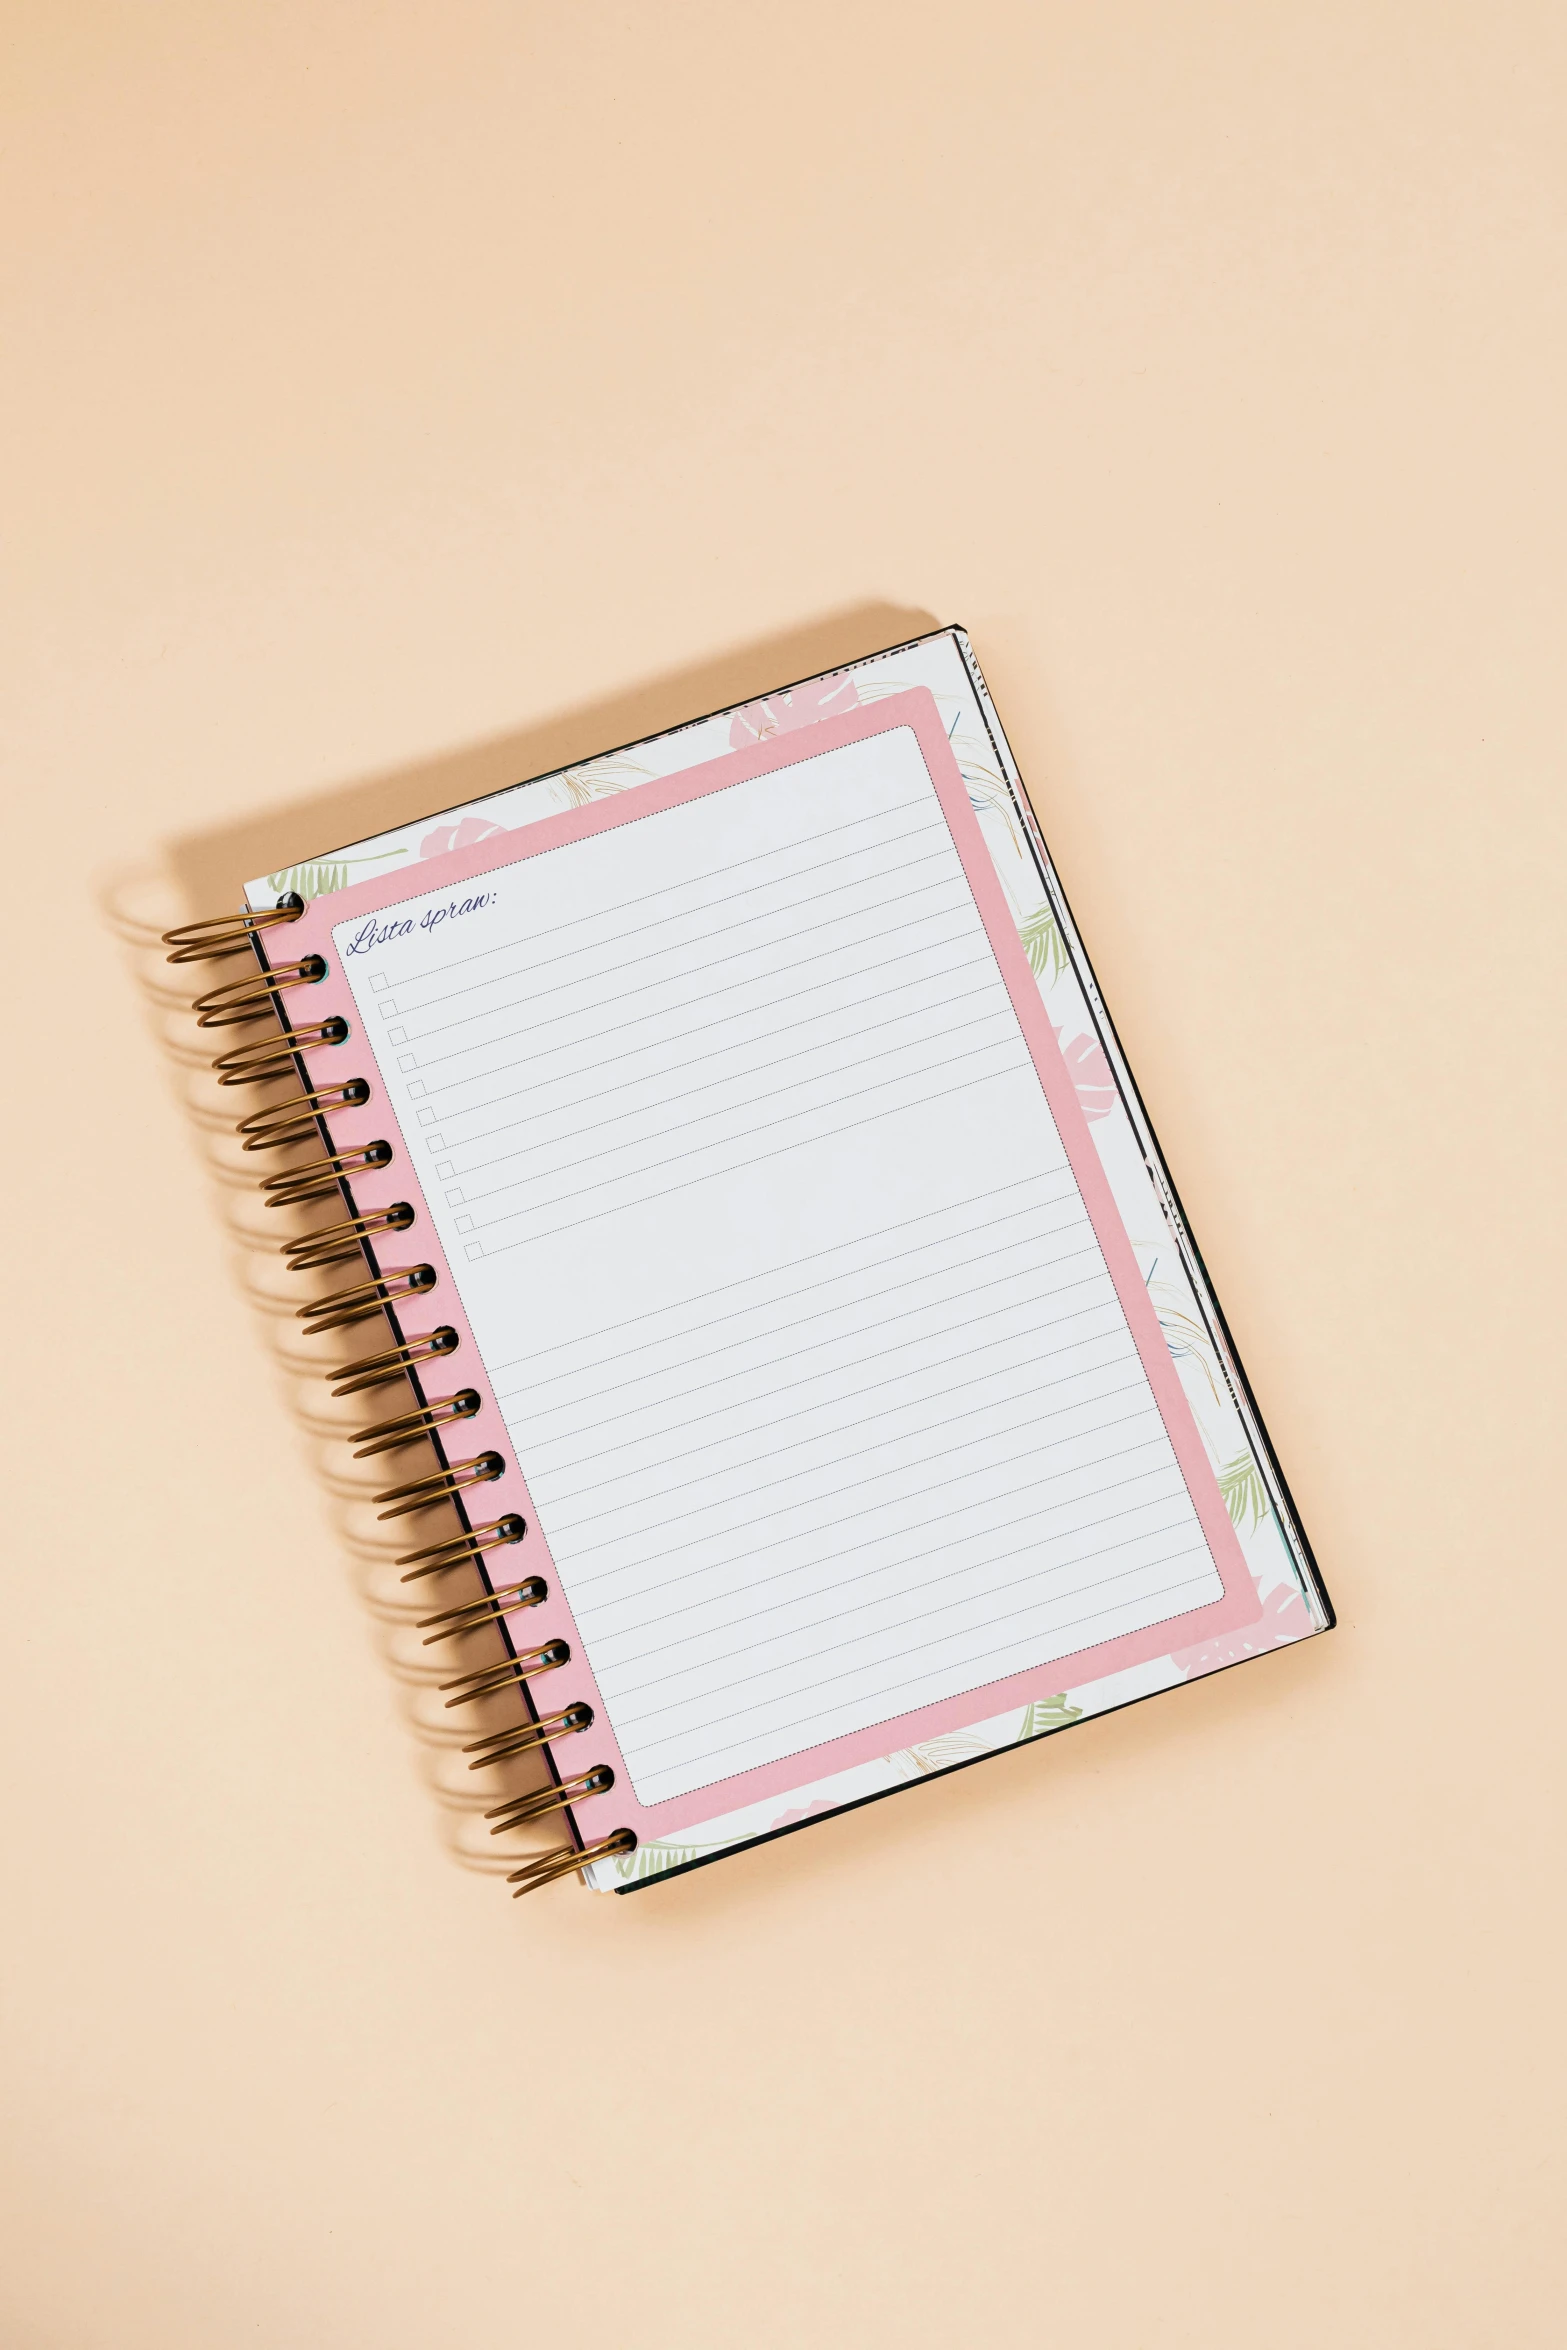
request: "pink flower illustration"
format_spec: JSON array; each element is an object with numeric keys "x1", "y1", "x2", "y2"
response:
[
  {"x1": 768, "y1": 1800, "x2": 835, "y2": 1832},
  {"x1": 729, "y1": 674, "x2": 860, "y2": 749},
  {"x1": 1054, "y1": 1027, "x2": 1116, "y2": 1121},
  {"x1": 1169, "y1": 1583, "x2": 1315, "y2": 1679},
  {"x1": 419, "y1": 815, "x2": 507, "y2": 860}
]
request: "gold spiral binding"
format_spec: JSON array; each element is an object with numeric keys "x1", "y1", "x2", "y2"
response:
[
  {"x1": 486, "y1": 1766, "x2": 614, "y2": 1833},
  {"x1": 175, "y1": 914, "x2": 627, "y2": 1901},
  {"x1": 329, "y1": 1326, "x2": 461, "y2": 1397},
  {"x1": 396, "y1": 1513, "x2": 526, "y2": 1581},
  {"x1": 263, "y1": 1139, "x2": 395, "y2": 1207},
  {"x1": 296, "y1": 1263, "x2": 438, "y2": 1336},
  {"x1": 237, "y1": 1078, "x2": 372, "y2": 1149},
  {"x1": 349, "y1": 1389, "x2": 481, "y2": 1457},
  {"x1": 375, "y1": 1451, "x2": 506, "y2": 1520},
  {"x1": 192, "y1": 956, "x2": 327, "y2": 1029},
  {"x1": 507, "y1": 1830, "x2": 636, "y2": 1897},
  {"x1": 416, "y1": 1574, "x2": 546, "y2": 1640},
  {"x1": 212, "y1": 1016, "x2": 350, "y2": 1085},
  {"x1": 439, "y1": 1639, "x2": 569, "y2": 1707},
  {"x1": 285, "y1": 1203, "x2": 415, "y2": 1272},
  {"x1": 464, "y1": 1701, "x2": 593, "y2": 1768},
  {"x1": 162, "y1": 896, "x2": 304, "y2": 965}
]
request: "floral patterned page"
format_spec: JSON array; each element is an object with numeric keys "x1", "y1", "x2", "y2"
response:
[{"x1": 247, "y1": 628, "x2": 1328, "y2": 1889}]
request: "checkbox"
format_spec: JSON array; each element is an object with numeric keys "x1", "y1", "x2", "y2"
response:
[
  {"x1": 455, "y1": 1214, "x2": 474, "y2": 1233},
  {"x1": 435, "y1": 1161, "x2": 454, "y2": 1180},
  {"x1": 464, "y1": 1240, "x2": 484, "y2": 1262},
  {"x1": 387, "y1": 1026, "x2": 407, "y2": 1044},
  {"x1": 397, "y1": 1054, "x2": 417, "y2": 1072},
  {"x1": 424, "y1": 1133, "x2": 445, "y2": 1151},
  {"x1": 418, "y1": 1107, "x2": 437, "y2": 1125},
  {"x1": 445, "y1": 1187, "x2": 465, "y2": 1206},
  {"x1": 379, "y1": 1000, "x2": 399, "y2": 1018},
  {"x1": 407, "y1": 1079, "x2": 427, "y2": 1098},
  {"x1": 370, "y1": 972, "x2": 391, "y2": 991}
]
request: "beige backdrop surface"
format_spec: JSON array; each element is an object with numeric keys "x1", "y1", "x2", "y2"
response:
[{"x1": 3, "y1": 6, "x2": 1564, "y2": 2346}]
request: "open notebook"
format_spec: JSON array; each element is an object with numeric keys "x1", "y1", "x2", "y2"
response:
[{"x1": 178, "y1": 627, "x2": 1329, "y2": 1892}]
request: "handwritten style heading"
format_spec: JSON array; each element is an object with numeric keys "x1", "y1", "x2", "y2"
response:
[{"x1": 342, "y1": 891, "x2": 499, "y2": 957}]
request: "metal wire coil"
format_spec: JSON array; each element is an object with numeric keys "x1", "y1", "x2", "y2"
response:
[
  {"x1": 192, "y1": 956, "x2": 326, "y2": 1029},
  {"x1": 161, "y1": 896, "x2": 304, "y2": 965},
  {"x1": 211, "y1": 1016, "x2": 350, "y2": 1085},
  {"x1": 507, "y1": 1831, "x2": 636, "y2": 1898},
  {"x1": 237, "y1": 1078, "x2": 372, "y2": 1149},
  {"x1": 173, "y1": 899, "x2": 633, "y2": 1898}
]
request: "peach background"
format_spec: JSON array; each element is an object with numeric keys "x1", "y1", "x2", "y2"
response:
[{"x1": 2, "y1": 7, "x2": 1563, "y2": 2347}]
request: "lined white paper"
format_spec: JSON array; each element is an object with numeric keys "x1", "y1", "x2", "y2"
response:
[{"x1": 335, "y1": 727, "x2": 1222, "y2": 1807}]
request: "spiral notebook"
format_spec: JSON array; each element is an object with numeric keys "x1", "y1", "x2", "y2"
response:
[{"x1": 170, "y1": 627, "x2": 1331, "y2": 1894}]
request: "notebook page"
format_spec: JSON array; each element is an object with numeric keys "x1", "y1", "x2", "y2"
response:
[{"x1": 333, "y1": 721, "x2": 1225, "y2": 1809}]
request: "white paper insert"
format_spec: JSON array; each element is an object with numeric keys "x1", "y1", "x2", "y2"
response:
[{"x1": 334, "y1": 726, "x2": 1221, "y2": 1807}]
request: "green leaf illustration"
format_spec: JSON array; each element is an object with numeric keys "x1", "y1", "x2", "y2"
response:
[
  {"x1": 268, "y1": 860, "x2": 350, "y2": 900},
  {"x1": 266, "y1": 850, "x2": 407, "y2": 903},
  {"x1": 959, "y1": 755, "x2": 1025, "y2": 856},
  {"x1": 1018, "y1": 1695, "x2": 1082, "y2": 1742},
  {"x1": 614, "y1": 1841, "x2": 707, "y2": 1882},
  {"x1": 905, "y1": 1730, "x2": 995, "y2": 1773},
  {"x1": 558, "y1": 755, "x2": 649, "y2": 808},
  {"x1": 1154, "y1": 1302, "x2": 1222, "y2": 1401},
  {"x1": 1017, "y1": 904, "x2": 1069, "y2": 984},
  {"x1": 1217, "y1": 1451, "x2": 1269, "y2": 1532}
]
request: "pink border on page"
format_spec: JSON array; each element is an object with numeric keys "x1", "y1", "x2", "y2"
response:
[{"x1": 285, "y1": 690, "x2": 1262, "y2": 1842}]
